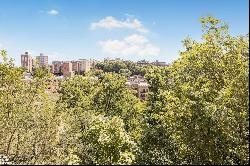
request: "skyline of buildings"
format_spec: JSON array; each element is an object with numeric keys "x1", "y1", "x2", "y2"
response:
[
  {"x1": 21, "y1": 51, "x2": 49, "y2": 72},
  {"x1": 20, "y1": 50, "x2": 150, "y2": 101},
  {"x1": 21, "y1": 51, "x2": 97, "y2": 77},
  {"x1": 19, "y1": 50, "x2": 166, "y2": 100},
  {"x1": 20, "y1": 51, "x2": 169, "y2": 76}
]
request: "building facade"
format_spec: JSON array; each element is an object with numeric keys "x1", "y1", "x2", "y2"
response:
[
  {"x1": 71, "y1": 61, "x2": 80, "y2": 74},
  {"x1": 151, "y1": 60, "x2": 168, "y2": 67},
  {"x1": 36, "y1": 53, "x2": 48, "y2": 67},
  {"x1": 137, "y1": 82, "x2": 148, "y2": 101},
  {"x1": 52, "y1": 61, "x2": 63, "y2": 75},
  {"x1": 21, "y1": 51, "x2": 33, "y2": 72},
  {"x1": 137, "y1": 59, "x2": 150, "y2": 66},
  {"x1": 62, "y1": 61, "x2": 74, "y2": 77},
  {"x1": 126, "y1": 75, "x2": 149, "y2": 101},
  {"x1": 79, "y1": 59, "x2": 91, "y2": 74}
]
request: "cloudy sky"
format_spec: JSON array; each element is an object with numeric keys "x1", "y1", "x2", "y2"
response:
[{"x1": 0, "y1": 0, "x2": 249, "y2": 66}]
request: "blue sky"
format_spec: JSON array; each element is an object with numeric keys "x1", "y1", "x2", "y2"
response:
[{"x1": 0, "y1": 0, "x2": 249, "y2": 66}]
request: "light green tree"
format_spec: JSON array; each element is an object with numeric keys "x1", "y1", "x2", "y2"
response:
[
  {"x1": 139, "y1": 16, "x2": 249, "y2": 165},
  {"x1": 0, "y1": 51, "x2": 61, "y2": 164}
]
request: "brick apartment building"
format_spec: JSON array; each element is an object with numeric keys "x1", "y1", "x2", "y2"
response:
[
  {"x1": 51, "y1": 59, "x2": 93, "y2": 77},
  {"x1": 71, "y1": 61, "x2": 80, "y2": 74},
  {"x1": 62, "y1": 61, "x2": 74, "y2": 77},
  {"x1": 79, "y1": 59, "x2": 91, "y2": 74},
  {"x1": 21, "y1": 51, "x2": 34, "y2": 72},
  {"x1": 36, "y1": 53, "x2": 48, "y2": 67}
]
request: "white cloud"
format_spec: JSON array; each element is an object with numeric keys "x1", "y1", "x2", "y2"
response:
[
  {"x1": 47, "y1": 9, "x2": 59, "y2": 16},
  {"x1": 91, "y1": 16, "x2": 148, "y2": 33},
  {"x1": 99, "y1": 34, "x2": 160, "y2": 56}
]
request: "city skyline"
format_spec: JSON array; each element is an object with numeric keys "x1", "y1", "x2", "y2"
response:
[
  {"x1": 0, "y1": 0, "x2": 249, "y2": 66},
  {"x1": 19, "y1": 50, "x2": 168, "y2": 64}
]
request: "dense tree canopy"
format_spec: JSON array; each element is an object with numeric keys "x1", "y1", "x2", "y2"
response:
[
  {"x1": 95, "y1": 60, "x2": 147, "y2": 76},
  {"x1": 140, "y1": 16, "x2": 249, "y2": 165},
  {"x1": 0, "y1": 16, "x2": 249, "y2": 165}
]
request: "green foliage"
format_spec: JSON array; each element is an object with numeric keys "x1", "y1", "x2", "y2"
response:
[
  {"x1": 0, "y1": 16, "x2": 249, "y2": 165},
  {"x1": 58, "y1": 73, "x2": 145, "y2": 140},
  {"x1": 140, "y1": 16, "x2": 249, "y2": 165},
  {"x1": 95, "y1": 59, "x2": 146, "y2": 76},
  {"x1": 58, "y1": 75, "x2": 98, "y2": 109},
  {"x1": 0, "y1": 51, "x2": 61, "y2": 164},
  {"x1": 33, "y1": 66, "x2": 53, "y2": 79},
  {"x1": 82, "y1": 115, "x2": 137, "y2": 165}
]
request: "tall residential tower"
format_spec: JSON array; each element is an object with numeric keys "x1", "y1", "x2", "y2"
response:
[
  {"x1": 21, "y1": 51, "x2": 33, "y2": 72},
  {"x1": 36, "y1": 53, "x2": 48, "y2": 67}
]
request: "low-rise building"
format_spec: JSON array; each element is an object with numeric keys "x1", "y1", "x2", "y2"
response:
[
  {"x1": 126, "y1": 75, "x2": 148, "y2": 101},
  {"x1": 151, "y1": 60, "x2": 168, "y2": 67},
  {"x1": 137, "y1": 82, "x2": 148, "y2": 101},
  {"x1": 52, "y1": 61, "x2": 63, "y2": 75},
  {"x1": 137, "y1": 59, "x2": 150, "y2": 66}
]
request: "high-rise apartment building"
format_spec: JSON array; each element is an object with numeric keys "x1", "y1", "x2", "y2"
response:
[
  {"x1": 36, "y1": 53, "x2": 48, "y2": 67},
  {"x1": 62, "y1": 61, "x2": 74, "y2": 77},
  {"x1": 79, "y1": 59, "x2": 91, "y2": 74},
  {"x1": 21, "y1": 51, "x2": 33, "y2": 72},
  {"x1": 71, "y1": 61, "x2": 80, "y2": 74}
]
